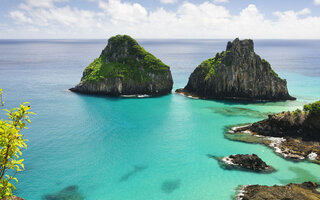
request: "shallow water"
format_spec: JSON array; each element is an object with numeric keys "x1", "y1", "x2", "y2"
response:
[{"x1": 0, "y1": 39, "x2": 319, "y2": 199}]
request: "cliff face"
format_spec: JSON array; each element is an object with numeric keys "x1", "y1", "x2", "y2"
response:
[
  {"x1": 249, "y1": 107, "x2": 320, "y2": 142},
  {"x1": 176, "y1": 38, "x2": 295, "y2": 101},
  {"x1": 237, "y1": 182, "x2": 320, "y2": 200},
  {"x1": 228, "y1": 101, "x2": 320, "y2": 163},
  {"x1": 70, "y1": 35, "x2": 173, "y2": 96}
]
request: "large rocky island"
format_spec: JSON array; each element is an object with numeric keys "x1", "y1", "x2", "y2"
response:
[
  {"x1": 227, "y1": 100, "x2": 320, "y2": 164},
  {"x1": 176, "y1": 38, "x2": 295, "y2": 101},
  {"x1": 70, "y1": 35, "x2": 173, "y2": 97}
]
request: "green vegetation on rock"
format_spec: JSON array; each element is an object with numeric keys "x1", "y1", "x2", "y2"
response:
[
  {"x1": 262, "y1": 59, "x2": 279, "y2": 77},
  {"x1": 81, "y1": 35, "x2": 169, "y2": 83},
  {"x1": 304, "y1": 100, "x2": 320, "y2": 116},
  {"x1": 200, "y1": 52, "x2": 222, "y2": 80}
]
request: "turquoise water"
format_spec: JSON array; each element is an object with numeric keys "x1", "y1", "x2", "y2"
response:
[{"x1": 0, "y1": 39, "x2": 320, "y2": 199}]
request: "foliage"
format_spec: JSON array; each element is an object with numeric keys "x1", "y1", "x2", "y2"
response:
[
  {"x1": 262, "y1": 59, "x2": 279, "y2": 77},
  {"x1": 304, "y1": 100, "x2": 320, "y2": 116},
  {"x1": 0, "y1": 88, "x2": 3, "y2": 106},
  {"x1": 199, "y1": 52, "x2": 222, "y2": 80},
  {"x1": 81, "y1": 35, "x2": 169, "y2": 83},
  {"x1": 293, "y1": 109, "x2": 302, "y2": 116},
  {"x1": 0, "y1": 102, "x2": 33, "y2": 198}
]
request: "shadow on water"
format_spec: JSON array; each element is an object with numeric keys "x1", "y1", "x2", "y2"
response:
[
  {"x1": 278, "y1": 166, "x2": 320, "y2": 184},
  {"x1": 68, "y1": 89, "x2": 173, "y2": 101},
  {"x1": 42, "y1": 185, "x2": 84, "y2": 200},
  {"x1": 161, "y1": 179, "x2": 181, "y2": 194},
  {"x1": 209, "y1": 106, "x2": 273, "y2": 118},
  {"x1": 119, "y1": 165, "x2": 148, "y2": 182}
]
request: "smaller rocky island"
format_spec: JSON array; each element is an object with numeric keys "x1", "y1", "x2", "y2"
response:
[
  {"x1": 211, "y1": 154, "x2": 274, "y2": 173},
  {"x1": 226, "y1": 100, "x2": 320, "y2": 164},
  {"x1": 176, "y1": 38, "x2": 295, "y2": 101},
  {"x1": 237, "y1": 182, "x2": 320, "y2": 200},
  {"x1": 70, "y1": 35, "x2": 173, "y2": 97}
]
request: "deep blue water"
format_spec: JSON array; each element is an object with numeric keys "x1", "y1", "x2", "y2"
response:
[{"x1": 0, "y1": 39, "x2": 320, "y2": 200}]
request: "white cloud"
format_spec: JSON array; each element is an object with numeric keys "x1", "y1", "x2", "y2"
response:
[
  {"x1": 314, "y1": 0, "x2": 320, "y2": 5},
  {"x1": 100, "y1": 0, "x2": 148, "y2": 24},
  {"x1": 21, "y1": 0, "x2": 68, "y2": 9},
  {"x1": 213, "y1": 0, "x2": 229, "y2": 3},
  {"x1": 297, "y1": 8, "x2": 311, "y2": 15},
  {"x1": 160, "y1": 0, "x2": 178, "y2": 4},
  {"x1": 5, "y1": 0, "x2": 320, "y2": 39}
]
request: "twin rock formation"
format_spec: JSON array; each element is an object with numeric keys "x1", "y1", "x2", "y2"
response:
[{"x1": 71, "y1": 36, "x2": 295, "y2": 101}]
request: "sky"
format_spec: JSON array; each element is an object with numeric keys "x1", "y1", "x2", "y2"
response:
[{"x1": 1, "y1": 0, "x2": 320, "y2": 39}]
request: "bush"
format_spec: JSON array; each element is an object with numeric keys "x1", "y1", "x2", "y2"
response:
[
  {"x1": 0, "y1": 88, "x2": 33, "y2": 198},
  {"x1": 303, "y1": 100, "x2": 320, "y2": 116}
]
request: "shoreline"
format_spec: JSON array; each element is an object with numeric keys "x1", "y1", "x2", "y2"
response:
[{"x1": 226, "y1": 124, "x2": 320, "y2": 164}]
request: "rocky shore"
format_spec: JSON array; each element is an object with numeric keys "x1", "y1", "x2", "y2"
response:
[
  {"x1": 212, "y1": 154, "x2": 275, "y2": 173},
  {"x1": 237, "y1": 182, "x2": 320, "y2": 200},
  {"x1": 70, "y1": 35, "x2": 173, "y2": 97},
  {"x1": 176, "y1": 38, "x2": 295, "y2": 101},
  {"x1": 226, "y1": 101, "x2": 320, "y2": 164}
]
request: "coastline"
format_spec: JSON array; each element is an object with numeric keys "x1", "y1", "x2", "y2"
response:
[{"x1": 225, "y1": 124, "x2": 320, "y2": 164}]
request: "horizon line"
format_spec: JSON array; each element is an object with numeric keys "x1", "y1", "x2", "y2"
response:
[{"x1": 1, "y1": 38, "x2": 320, "y2": 40}]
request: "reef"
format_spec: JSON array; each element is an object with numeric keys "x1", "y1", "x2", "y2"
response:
[
  {"x1": 42, "y1": 185, "x2": 84, "y2": 200},
  {"x1": 212, "y1": 154, "x2": 274, "y2": 173}
]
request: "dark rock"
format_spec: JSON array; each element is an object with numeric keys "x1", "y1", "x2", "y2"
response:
[
  {"x1": 176, "y1": 38, "x2": 295, "y2": 101},
  {"x1": 249, "y1": 111, "x2": 320, "y2": 142},
  {"x1": 215, "y1": 154, "x2": 274, "y2": 172},
  {"x1": 70, "y1": 35, "x2": 173, "y2": 97},
  {"x1": 227, "y1": 102, "x2": 320, "y2": 163},
  {"x1": 237, "y1": 182, "x2": 320, "y2": 200}
]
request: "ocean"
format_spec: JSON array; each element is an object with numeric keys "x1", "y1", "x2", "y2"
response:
[{"x1": 0, "y1": 39, "x2": 319, "y2": 200}]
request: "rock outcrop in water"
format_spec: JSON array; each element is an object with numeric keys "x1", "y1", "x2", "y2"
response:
[
  {"x1": 227, "y1": 100, "x2": 320, "y2": 164},
  {"x1": 237, "y1": 182, "x2": 320, "y2": 200},
  {"x1": 212, "y1": 154, "x2": 274, "y2": 173},
  {"x1": 70, "y1": 35, "x2": 173, "y2": 97},
  {"x1": 176, "y1": 38, "x2": 295, "y2": 101}
]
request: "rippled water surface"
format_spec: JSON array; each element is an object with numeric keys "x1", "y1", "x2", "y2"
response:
[{"x1": 0, "y1": 39, "x2": 319, "y2": 199}]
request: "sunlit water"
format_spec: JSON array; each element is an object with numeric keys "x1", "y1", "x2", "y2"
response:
[{"x1": 0, "y1": 39, "x2": 320, "y2": 200}]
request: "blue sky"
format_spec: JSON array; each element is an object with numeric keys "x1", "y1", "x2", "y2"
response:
[{"x1": 1, "y1": 0, "x2": 320, "y2": 39}]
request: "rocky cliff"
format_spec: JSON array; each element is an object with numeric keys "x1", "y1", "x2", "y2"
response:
[
  {"x1": 228, "y1": 100, "x2": 320, "y2": 163},
  {"x1": 176, "y1": 38, "x2": 295, "y2": 101},
  {"x1": 237, "y1": 182, "x2": 320, "y2": 200},
  {"x1": 70, "y1": 35, "x2": 173, "y2": 97},
  {"x1": 249, "y1": 101, "x2": 320, "y2": 141}
]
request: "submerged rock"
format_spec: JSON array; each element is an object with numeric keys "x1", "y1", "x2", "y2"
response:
[
  {"x1": 42, "y1": 185, "x2": 84, "y2": 200},
  {"x1": 213, "y1": 154, "x2": 274, "y2": 173},
  {"x1": 70, "y1": 35, "x2": 173, "y2": 97},
  {"x1": 176, "y1": 38, "x2": 295, "y2": 101},
  {"x1": 237, "y1": 182, "x2": 320, "y2": 200},
  {"x1": 227, "y1": 101, "x2": 320, "y2": 164}
]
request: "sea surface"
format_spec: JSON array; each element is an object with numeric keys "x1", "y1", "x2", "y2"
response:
[{"x1": 0, "y1": 39, "x2": 320, "y2": 200}]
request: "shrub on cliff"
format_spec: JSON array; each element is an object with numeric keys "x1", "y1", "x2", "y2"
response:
[{"x1": 304, "y1": 100, "x2": 320, "y2": 116}]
